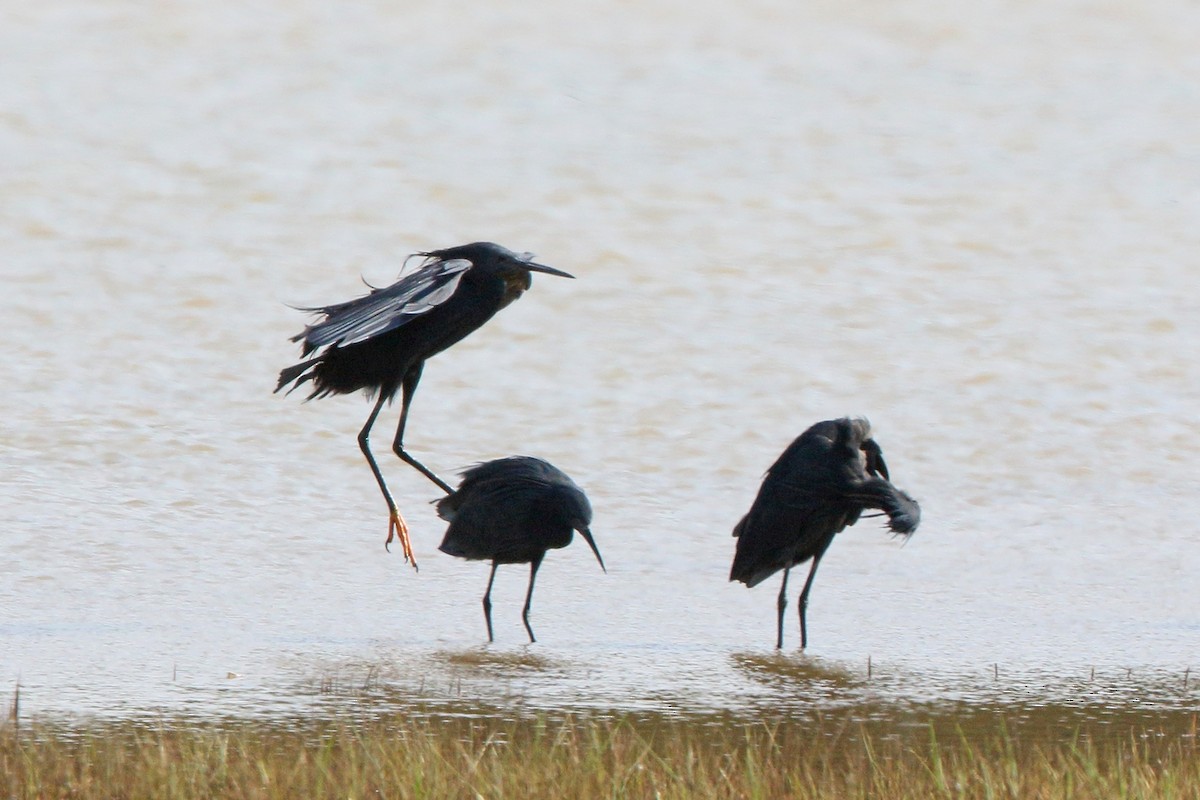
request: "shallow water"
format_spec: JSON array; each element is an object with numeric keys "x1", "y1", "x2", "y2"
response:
[{"x1": 2, "y1": 0, "x2": 1199, "y2": 723}]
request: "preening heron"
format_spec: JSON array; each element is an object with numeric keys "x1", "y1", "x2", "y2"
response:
[
  {"x1": 729, "y1": 417, "x2": 920, "y2": 649},
  {"x1": 436, "y1": 456, "x2": 605, "y2": 643},
  {"x1": 276, "y1": 242, "x2": 574, "y2": 568}
]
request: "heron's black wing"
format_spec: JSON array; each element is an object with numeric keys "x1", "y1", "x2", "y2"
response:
[
  {"x1": 437, "y1": 457, "x2": 579, "y2": 519},
  {"x1": 730, "y1": 474, "x2": 854, "y2": 587},
  {"x1": 437, "y1": 479, "x2": 549, "y2": 561},
  {"x1": 438, "y1": 456, "x2": 591, "y2": 562},
  {"x1": 294, "y1": 257, "x2": 473, "y2": 350},
  {"x1": 731, "y1": 422, "x2": 880, "y2": 587},
  {"x1": 731, "y1": 418, "x2": 920, "y2": 586},
  {"x1": 455, "y1": 456, "x2": 570, "y2": 490}
]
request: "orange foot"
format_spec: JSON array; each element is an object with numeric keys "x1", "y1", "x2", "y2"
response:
[{"x1": 385, "y1": 507, "x2": 418, "y2": 570}]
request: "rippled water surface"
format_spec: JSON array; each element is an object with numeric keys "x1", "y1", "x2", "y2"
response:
[{"x1": 2, "y1": 0, "x2": 1199, "y2": 722}]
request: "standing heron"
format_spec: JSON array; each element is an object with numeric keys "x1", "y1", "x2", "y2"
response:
[
  {"x1": 730, "y1": 417, "x2": 920, "y2": 649},
  {"x1": 436, "y1": 456, "x2": 605, "y2": 643},
  {"x1": 275, "y1": 242, "x2": 574, "y2": 568}
]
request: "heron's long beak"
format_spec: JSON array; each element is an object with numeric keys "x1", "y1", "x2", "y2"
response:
[
  {"x1": 525, "y1": 261, "x2": 575, "y2": 279},
  {"x1": 862, "y1": 439, "x2": 890, "y2": 481},
  {"x1": 578, "y1": 527, "x2": 606, "y2": 573}
]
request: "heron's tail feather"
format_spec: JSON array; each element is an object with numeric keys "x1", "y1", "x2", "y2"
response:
[
  {"x1": 275, "y1": 358, "x2": 320, "y2": 395},
  {"x1": 729, "y1": 514, "x2": 777, "y2": 587},
  {"x1": 730, "y1": 558, "x2": 776, "y2": 588}
]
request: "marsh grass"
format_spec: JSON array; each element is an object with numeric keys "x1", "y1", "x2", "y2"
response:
[{"x1": 4, "y1": 702, "x2": 1198, "y2": 799}]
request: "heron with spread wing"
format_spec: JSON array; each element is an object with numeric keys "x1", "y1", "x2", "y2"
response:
[{"x1": 276, "y1": 242, "x2": 574, "y2": 568}]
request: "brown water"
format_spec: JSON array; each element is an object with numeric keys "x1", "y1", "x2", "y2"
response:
[{"x1": 2, "y1": 0, "x2": 1199, "y2": 722}]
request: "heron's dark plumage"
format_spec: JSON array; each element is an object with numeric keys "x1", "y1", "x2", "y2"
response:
[
  {"x1": 438, "y1": 457, "x2": 599, "y2": 565},
  {"x1": 730, "y1": 417, "x2": 919, "y2": 648},
  {"x1": 276, "y1": 242, "x2": 570, "y2": 401},
  {"x1": 436, "y1": 456, "x2": 604, "y2": 642}
]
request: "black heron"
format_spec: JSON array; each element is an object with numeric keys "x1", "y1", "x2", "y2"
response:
[
  {"x1": 275, "y1": 242, "x2": 574, "y2": 568},
  {"x1": 435, "y1": 456, "x2": 606, "y2": 643},
  {"x1": 729, "y1": 417, "x2": 920, "y2": 649}
]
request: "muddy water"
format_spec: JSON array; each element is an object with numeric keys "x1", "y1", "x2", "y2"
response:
[{"x1": 2, "y1": 0, "x2": 1199, "y2": 721}]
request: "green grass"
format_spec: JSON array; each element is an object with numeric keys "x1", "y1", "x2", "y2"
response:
[{"x1": 4, "y1": 703, "x2": 1198, "y2": 799}]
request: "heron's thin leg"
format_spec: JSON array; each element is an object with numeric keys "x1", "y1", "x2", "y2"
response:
[
  {"x1": 796, "y1": 544, "x2": 831, "y2": 650},
  {"x1": 521, "y1": 556, "x2": 544, "y2": 644},
  {"x1": 482, "y1": 562, "x2": 499, "y2": 643},
  {"x1": 775, "y1": 568, "x2": 790, "y2": 650},
  {"x1": 358, "y1": 393, "x2": 417, "y2": 569},
  {"x1": 391, "y1": 362, "x2": 454, "y2": 494}
]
